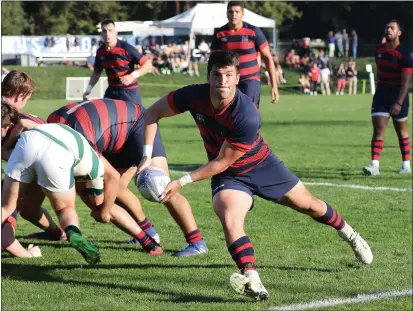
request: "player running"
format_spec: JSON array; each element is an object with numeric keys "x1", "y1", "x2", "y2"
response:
[
  {"x1": 362, "y1": 19, "x2": 412, "y2": 175},
  {"x1": 138, "y1": 50, "x2": 373, "y2": 301}
]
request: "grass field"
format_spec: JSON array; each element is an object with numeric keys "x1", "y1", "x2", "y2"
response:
[{"x1": 2, "y1": 93, "x2": 412, "y2": 311}]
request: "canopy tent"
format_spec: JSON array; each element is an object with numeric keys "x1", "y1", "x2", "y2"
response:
[{"x1": 157, "y1": 3, "x2": 277, "y2": 51}]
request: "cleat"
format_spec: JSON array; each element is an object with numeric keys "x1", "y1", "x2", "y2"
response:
[
  {"x1": 229, "y1": 270, "x2": 269, "y2": 301},
  {"x1": 147, "y1": 246, "x2": 163, "y2": 256},
  {"x1": 362, "y1": 165, "x2": 380, "y2": 176},
  {"x1": 399, "y1": 167, "x2": 411, "y2": 174},
  {"x1": 338, "y1": 230, "x2": 373, "y2": 264},
  {"x1": 175, "y1": 240, "x2": 208, "y2": 257},
  {"x1": 69, "y1": 233, "x2": 101, "y2": 264},
  {"x1": 27, "y1": 228, "x2": 67, "y2": 241}
]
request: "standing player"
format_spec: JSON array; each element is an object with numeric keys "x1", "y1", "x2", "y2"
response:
[
  {"x1": 362, "y1": 19, "x2": 412, "y2": 175},
  {"x1": 48, "y1": 98, "x2": 208, "y2": 256},
  {"x1": 210, "y1": 1, "x2": 279, "y2": 107},
  {"x1": 83, "y1": 19, "x2": 152, "y2": 103},
  {"x1": 138, "y1": 50, "x2": 373, "y2": 300},
  {"x1": 2, "y1": 104, "x2": 103, "y2": 264}
]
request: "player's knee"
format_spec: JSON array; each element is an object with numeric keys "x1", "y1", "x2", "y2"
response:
[{"x1": 1, "y1": 222, "x2": 16, "y2": 249}]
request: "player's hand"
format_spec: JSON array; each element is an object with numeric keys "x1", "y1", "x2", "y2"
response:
[
  {"x1": 27, "y1": 244, "x2": 42, "y2": 258},
  {"x1": 137, "y1": 156, "x2": 151, "y2": 175},
  {"x1": 390, "y1": 102, "x2": 402, "y2": 116},
  {"x1": 120, "y1": 74, "x2": 135, "y2": 86},
  {"x1": 82, "y1": 91, "x2": 90, "y2": 101},
  {"x1": 90, "y1": 209, "x2": 111, "y2": 223},
  {"x1": 271, "y1": 87, "x2": 279, "y2": 104},
  {"x1": 159, "y1": 180, "x2": 182, "y2": 203}
]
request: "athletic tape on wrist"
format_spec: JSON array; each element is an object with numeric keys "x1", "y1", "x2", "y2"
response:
[
  {"x1": 143, "y1": 145, "x2": 153, "y2": 158},
  {"x1": 178, "y1": 174, "x2": 193, "y2": 187}
]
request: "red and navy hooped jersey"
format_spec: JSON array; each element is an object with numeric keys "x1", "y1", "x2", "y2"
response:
[
  {"x1": 19, "y1": 112, "x2": 47, "y2": 124},
  {"x1": 94, "y1": 39, "x2": 147, "y2": 90},
  {"x1": 47, "y1": 98, "x2": 144, "y2": 155},
  {"x1": 375, "y1": 44, "x2": 413, "y2": 88},
  {"x1": 167, "y1": 84, "x2": 271, "y2": 175},
  {"x1": 211, "y1": 22, "x2": 268, "y2": 82}
]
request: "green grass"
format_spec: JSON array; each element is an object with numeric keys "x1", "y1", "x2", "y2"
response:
[
  {"x1": 2, "y1": 94, "x2": 412, "y2": 310},
  {"x1": 7, "y1": 57, "x2": 384, "y2": 100}
]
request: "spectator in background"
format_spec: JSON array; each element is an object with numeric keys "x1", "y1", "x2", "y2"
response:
[
  {"x1": 285, "y1": 49, "x2": 300, "y2": 70},
  {"x1": 327, "y1": 31, "x2": 335, "y2": 57},
  {"x1": 302, "y1": 37, "x2": 311, "y2": 55},
  {"x1": 91, "y1": 37, "x2": 99, "y2": 54},
  {"x1": 298, "y1": 74, "x2": 311, "y2": 94},
  {"x1": 335, "y1": 30, "x2": 344, "y2": 57},
  {"x1": 351, "y1": 29, "x2": 358, "y2": 58},
  {"x1": 346, "y1": 58, "x2": 358, "y2": 95},
  {"x1": 317, "y1": 49, "x2": 332, "y2": 95},
  {"x1": 198, "y1": 39, "x2": 210, "y2": 61},
  {"x1": 308, "y1": 62, "x2": 321, "y2": 95},
  {"x1": 44, "y1": 37, "x2": 50, "y2": 48},
  {"x1": 343, "y1": 29, "x2": 349, "y2": 57},
  {"x1": 301, "y1": 53, "x2": 310, "y2": 70},
  {"x1": 336, "y1": 62, "x2": 347, "y2": 95},
  {"x1": 188, "y1": 32, "x2": 200, "y2": 77}
]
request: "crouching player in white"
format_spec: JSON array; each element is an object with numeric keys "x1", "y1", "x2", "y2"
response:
[
  {"x1": 1, "y1": 103, "x2": 113, "y2": 264},
  {"x1": 138, "y1": 50, "x2": 373, "y2": 301}
]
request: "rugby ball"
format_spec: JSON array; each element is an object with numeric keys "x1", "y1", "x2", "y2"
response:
[{"x1": 135, "y1": 167, "x2": 171, "y2": 203}]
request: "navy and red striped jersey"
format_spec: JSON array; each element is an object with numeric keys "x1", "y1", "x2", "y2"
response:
[
  {"x1": 375, "y1": 44, "x2": 413, "y2": 88},
  {"x1": 167, "y1": 84, "x2": 271, "y2": 175},
  {"x1": 94, "y1": 39, "x2": 147, "y2": 90},
  {"x1": 47, "y1": 98, "x2": 143, "y2": 155},
  {"x1": 19, "y1": 112, "x2": 47, "y2": 124},
  {"x1": 211, "y1": 22, "x2": 268, "y2": 82}
]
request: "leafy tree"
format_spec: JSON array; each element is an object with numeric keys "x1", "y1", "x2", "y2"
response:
[
  {"x1": 243, "y1": 2, "x2": 302, "y2": 28},
  {"x1": 1, "y1": 1, "x2": 29, "y2": 35}
]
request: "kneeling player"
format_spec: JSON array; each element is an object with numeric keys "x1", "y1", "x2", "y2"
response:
[{"x1": 138, "y1": 50, "x2": 373, "y2": 300}]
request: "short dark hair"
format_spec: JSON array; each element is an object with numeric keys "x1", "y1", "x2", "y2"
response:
[
  {"x1": 387, "y1": 19, "x2": 403, "y2": 32},
  {"x1": 207, "y1": 50, "x2": 240, "y2": 76},
  {"x1": 101, "y1": 19, "x2": 115, "y2": 28},
  {"x1": 1, "y1": 101, "x2": 19, "y2": 127},
  {"x1": 227, "y1": 1, "x2": 245, "y2": 10}
]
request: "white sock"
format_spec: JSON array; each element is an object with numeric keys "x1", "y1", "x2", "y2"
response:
[
  {"x1": 339, "y1": 222, "x2": 355, "y2": 240},
  {"x1": 402, "y1": 161, "x2": 410, "y2": 169},
  {"x1": 371, "y1": 160, "x2": 379, "y2": 167}
]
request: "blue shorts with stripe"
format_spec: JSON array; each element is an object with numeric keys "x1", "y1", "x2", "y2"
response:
[
  {"x1": 238, "y1": 80, "x2": 261, "y2": 108},
  {"x1": 372, "y1": 86, "x2": 409, "y2": 121},
  {"x1": 211, "y1": 153, "x2": 299, "y2": 204},
  {"x1": 104, "y1": 87, "x2": 142, "y2": 104},
  {"x1": 103, "y1": 121, "x2": 166, "y2": 169}
]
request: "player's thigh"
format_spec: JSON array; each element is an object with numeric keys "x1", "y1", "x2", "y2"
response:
[
  {"x1": 150, "y1": 156, "x2": 170, "y2": 176},
  {"x1": 392, "y1": 95, "x2": 409, "y2": 125},
  {"x1": 1, "y1": 176, "x2": 30, "y2": 222},
  {"x1": 212, "y1": 189, "x2": 253, "y2": 226},
  {"x1": 42, "y1": 187, "x2": 76, "y2": 212},
  {"x1": 277, "y1": 180, "x2": 319, "y2": 213},
  {"x1": 238, "y1": 80, "x2": 261, "y2": 104}
]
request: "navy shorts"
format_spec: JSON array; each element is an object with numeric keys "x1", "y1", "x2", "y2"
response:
[
  {"x1": 104, "y1": 87, "x2": 142, "y2": 105},
  {"x1": 372, "y1": 86, "x2": 409, "y2": 121},
  {"x1": 211, "y1": 154, "x2": 299, "y2": 205},
  {"x1": 103, "y1": 121, "x2": 166, "y2": 169},
  {"x1": 238, "y1": 80, "x2": 261, "y2": 108}
]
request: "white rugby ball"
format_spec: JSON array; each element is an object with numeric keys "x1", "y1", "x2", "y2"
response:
[{"x1": 135, "y1": 167, "x2": 171, "y2": 202}]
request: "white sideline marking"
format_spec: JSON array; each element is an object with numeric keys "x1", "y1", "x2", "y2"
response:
[
  {"x1": 269, "y1": 289, "x2": 412, "y2": 311},
  {"x1": 169, "y1": 170, "x2": 411, "y2": 192},
  {"x1": 304, "y1": 182, "x2": 412, "y2": 192}
]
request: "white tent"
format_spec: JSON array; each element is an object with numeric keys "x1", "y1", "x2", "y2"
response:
[{"x1": 157, "y1": 3, "x2": 277, "y2": 50}]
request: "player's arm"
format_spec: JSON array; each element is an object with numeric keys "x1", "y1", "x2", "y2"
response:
[
  {"x1": 260, "y1": 46, "x2": 279, "y2": 103},
  {"x1": 1, "y1": 176, "x2": 21, "y2": 224},
  {"x1": 128, "y1": 45, "x2": 153, "y2": 79},
  {"x1": 1, "y1": 119, "x2": 38, "y2": 161},
  {"x1": 160, "y1": 141, "x2": 245, "y2": 203},
  {"x1": 137, "y1": 94, "x2": 180, "y2": 174},
  {"x1": 392, "y1": 52, "x2": 413, "y2": 115},
  {"x1": 83, "y1": 56, "x2": 103, "y2": 99},
  {"x1": 88, "y1": 157, "x2": 120, "y2": 223}
]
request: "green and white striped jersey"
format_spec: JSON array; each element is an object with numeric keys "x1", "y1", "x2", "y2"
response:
[{"x1": 30, "y1": 123, "x2": 104, "y2": 195}]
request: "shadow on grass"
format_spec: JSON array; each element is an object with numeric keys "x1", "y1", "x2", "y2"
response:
[{"x1": 1, "y1": 262, "x2": 246, "y2": 303}]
